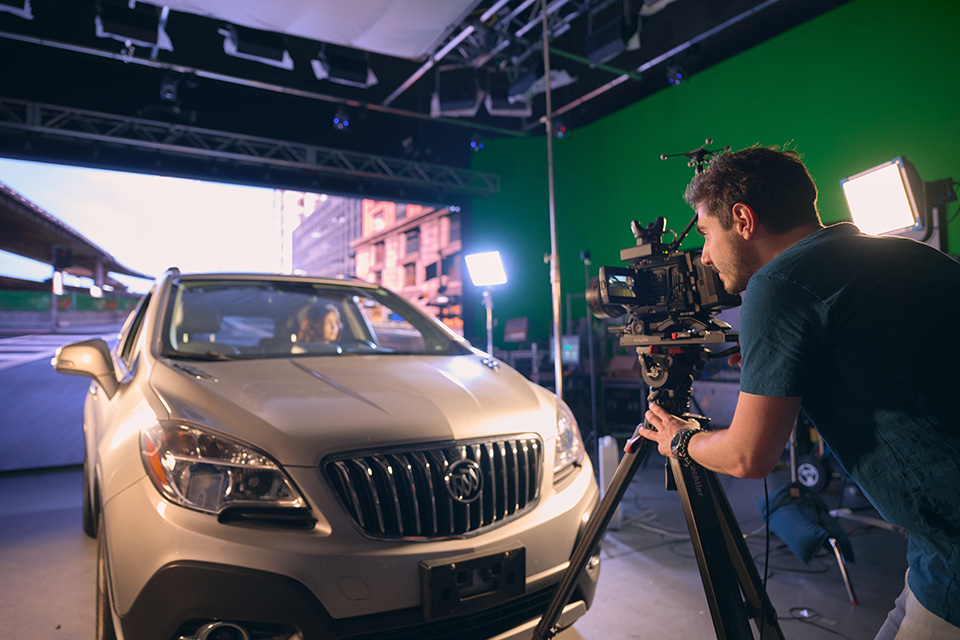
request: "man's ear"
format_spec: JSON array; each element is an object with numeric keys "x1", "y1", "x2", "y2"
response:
[{"x1": 731, "y1": 203, "x2": 757, "y2": 239}]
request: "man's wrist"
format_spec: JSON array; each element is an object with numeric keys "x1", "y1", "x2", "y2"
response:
[{"x1": 670, "y1": 428, "x2": 700, "y2": 460}]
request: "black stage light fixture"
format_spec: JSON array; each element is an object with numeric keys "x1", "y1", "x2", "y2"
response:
[
  {"x1": 432, "y1": 67, "x2": 483, "y2": 118},
  {"x1": 159, "y1": 77, "x2": 178, "y2": 102},
  {"x1": 507, "y1": 60, "x2": 576, "y2": 105},
  {"x1": 485, "y1": 70, "x2": 532, "y2": 117},
  {"x1": 95, "y1": 0, "x2": 171, "y2": 50},
  {"x1": 312, "y1": 46, "x2": 378, "y2": 89},
  {"x1": 220, "y1": 24, "x2": 293, "y2": 69},
  {"x1": 333, "y1": 106, "x2": 351, "y2": 131},
  {"x1": 586, "y1": 0, "x2": 641, "y2": 65},
  {"x1": 666, "y1": 64, "x2": 685, "y2": 85},
  {"x1": 0, "y1": 0, "x2": 33, "y2": 20}
]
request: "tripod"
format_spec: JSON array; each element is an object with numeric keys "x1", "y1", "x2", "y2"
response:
[{"x1": 533, "y1": 336, "x2": 784, "y2": 640}]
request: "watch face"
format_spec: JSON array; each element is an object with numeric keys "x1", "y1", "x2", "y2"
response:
[{"x1": 670, "y1": 430, "x2": 685, "y2": 453}]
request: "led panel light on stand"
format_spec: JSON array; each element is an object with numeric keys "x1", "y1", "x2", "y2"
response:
[
  {"x1": 841, "y1": 157, "x2": 921, "y2": 236},
  {"x1": 465, "y1": 251, "x2": 507, "y2": 355}
]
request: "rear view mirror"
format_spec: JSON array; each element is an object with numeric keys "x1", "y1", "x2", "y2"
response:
[{"x1": 52, "y1": 338, "x2": 119, "y2": 399}]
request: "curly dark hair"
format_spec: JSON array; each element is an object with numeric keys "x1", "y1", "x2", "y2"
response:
[{"x1": 684, "y1": 145, "x2": 822, "y2": 233}]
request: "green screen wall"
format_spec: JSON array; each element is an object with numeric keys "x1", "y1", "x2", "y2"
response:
[{"x1": 468, "y1": 0, "x2": 959, "y2": 347}]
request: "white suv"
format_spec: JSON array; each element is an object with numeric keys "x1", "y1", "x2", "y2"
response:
[{"x1": 53, "y1": 269, "x2": 600, "y2": 640}]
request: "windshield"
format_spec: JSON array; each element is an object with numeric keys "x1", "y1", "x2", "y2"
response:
[{"x1": 161, "y1": 279, "x2": 470, "y2": 360}]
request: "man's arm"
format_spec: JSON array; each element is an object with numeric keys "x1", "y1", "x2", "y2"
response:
[{"x1": 639, "y1": 392, "x2": 801, "y2": 478}]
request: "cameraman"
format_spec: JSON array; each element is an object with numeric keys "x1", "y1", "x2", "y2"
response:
[{"x1": 637, "y1": 145, "x2": 960, "y2": 639}]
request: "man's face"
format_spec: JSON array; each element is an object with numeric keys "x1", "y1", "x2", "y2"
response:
[{"x1": 696, "y1": 207, "x2": 761, "y2": 295}]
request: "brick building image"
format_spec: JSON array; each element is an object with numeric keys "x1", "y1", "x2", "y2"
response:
[{"x1": 352, "y1": 200, "x2": 463, "y2": 333}]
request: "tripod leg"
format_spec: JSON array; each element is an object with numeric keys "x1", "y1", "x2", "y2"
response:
[
  {"x1": 670, "y1": 458, "x2": 785, "y2": 640},
  {"x1": 532, "y1": 438, "x2": 656, "y2": 640}
]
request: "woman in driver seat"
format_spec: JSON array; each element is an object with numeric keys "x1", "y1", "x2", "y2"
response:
[{"x1": 298, "y1": 303, "x2": 341, "y2": 343}]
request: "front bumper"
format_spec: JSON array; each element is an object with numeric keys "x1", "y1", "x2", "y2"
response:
[
  {"x1": 105, "y1": 460, "x2": 600, "y2": 640},
  {"x1": 120, "y1": 558, "x2": 598, "y2": 640}
]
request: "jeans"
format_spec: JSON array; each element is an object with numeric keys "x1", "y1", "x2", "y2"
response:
[{"x1": 875, "y1": 571, "x2": 960, "y2": 640}]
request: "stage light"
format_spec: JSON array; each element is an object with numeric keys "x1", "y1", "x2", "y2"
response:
[
  {"x1": 95, "y1": 0, "x2": 172, "y2": 51},
  {"x1": 432, "y1": 67, "x2": 483, "y2": 117},
  {"x1": 507, "y1": 61, "x2": 576, "y2": 105},
  {"x1": 586, "y1": 1, "x2": 641, "y2": 65},
  {"x1": 332, "y1": 107, "x2": 351, "y2": 131},
  {"x1": 484, "y1": 71, "x2": 533, "y2": 117},
  {"x1": 465, "y1": 251, "x2": 507, "y2": 287},
  {"x1": 666, "y1": 64, "x2": 685, "y2": 85},
  {"x1": 469, "y1": 134, "x2": 485, "y2": 152},
  {"x1": 554, "y1": 120, "x2": 567, "y2": 138},
  {"x1": 219, "y1": 24, "x2": 293, "y2": 70},
  {"x1": 0, "y1": 0, "x2": 33, "y2": 20},
  {"x1": 465, "y1": 251, "x2": 507, "y2": 354},
  {"x1": 841, "y1": 157, "x2": 921, "y2": 235},
  {"x1": 159, "y1": 78, "x2": 178, "y2": 102},
  {"x1": 312, "y1": 46, "x2": 378, "y2": 89}
]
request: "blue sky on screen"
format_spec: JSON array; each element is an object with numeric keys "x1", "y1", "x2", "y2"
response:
[{"x1": 0, "y1": 158, "x2": 306, "y2": 293}]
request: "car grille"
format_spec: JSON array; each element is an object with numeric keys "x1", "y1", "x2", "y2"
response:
[{"x1": 324, "y1": 436, "x2": 543, "y2": 539}]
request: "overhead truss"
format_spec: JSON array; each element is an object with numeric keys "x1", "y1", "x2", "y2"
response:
[{"x1": 0, "y1": 98, "x2": 500, "y2": 198}]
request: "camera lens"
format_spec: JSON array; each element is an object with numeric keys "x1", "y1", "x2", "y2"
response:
[{"x1": 585, "y1": 276, "x2": 625, "y2": 319}]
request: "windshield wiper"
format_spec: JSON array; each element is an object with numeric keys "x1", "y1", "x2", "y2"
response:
[{"x1": 166, "y1": 350, "x2": 238, "y2": 361}]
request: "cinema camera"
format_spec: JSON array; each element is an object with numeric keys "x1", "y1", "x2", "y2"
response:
[
  {"x1": 536, "y1": 143, "x2": 786, "y2": 640},
  {"x1": 586, "y1": 215, "x2": 741, "y2": 345}
]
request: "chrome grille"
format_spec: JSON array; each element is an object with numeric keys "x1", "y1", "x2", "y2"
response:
[{"x1": 324, "y1": 436, "x2": 542, "y2": 539}]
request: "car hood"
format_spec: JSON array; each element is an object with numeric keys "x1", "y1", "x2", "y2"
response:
[{"x1": 149, "y1": 354, "x2": 556, "y2": 466}]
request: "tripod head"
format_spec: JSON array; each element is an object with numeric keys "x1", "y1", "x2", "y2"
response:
[{"x1": 622, "y1": 315, "x2": 738, "y2": 453}]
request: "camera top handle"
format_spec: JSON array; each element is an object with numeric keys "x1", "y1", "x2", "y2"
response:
[{"x1": 661, "y1": 138, "x2": 731, "y2": 252}]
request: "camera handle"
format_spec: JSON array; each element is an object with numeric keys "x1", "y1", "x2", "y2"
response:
[
  {"x1": 532, "y1": 341, "x2": 784, "y2": 640},
  {"x1": 660, "y1": 139, "x2": 731, "y2": 251}
]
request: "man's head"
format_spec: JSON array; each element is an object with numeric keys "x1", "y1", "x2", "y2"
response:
[
  {"x1": 684, "y1": 145, "x2": 821, "y2": 233},
  {"x1": 686, "y1": 146, "x2": 822, "y2": 294}
]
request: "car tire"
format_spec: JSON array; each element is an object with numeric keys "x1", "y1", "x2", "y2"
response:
[
  {"x1": 796, "y1": 455, "x2": 829, "y2": 493},
  {"x1": 97, "y1": 512, "x2": 118, "y2": 640},
  {"x1": 82, "y1": 457, "x2": 96, "y2": 538}
]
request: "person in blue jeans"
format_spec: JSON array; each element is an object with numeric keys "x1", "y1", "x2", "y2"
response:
[{"x1": 637, "y1": 145, "x2": 960, "y2": 639}]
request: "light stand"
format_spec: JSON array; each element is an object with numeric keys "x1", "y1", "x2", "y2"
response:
[
  {"x1": 581, "y1": 251, "x2": 598, "y2": 464},
  {"x1": 481, "y1": 289, "x2": 494, "y2": 354},
  {"x1": 465, "y1": 251, "x2": 507, "y2": 356}
]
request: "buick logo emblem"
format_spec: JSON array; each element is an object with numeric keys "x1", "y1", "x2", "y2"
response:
[{"x1": 444, "y1": 459, "x2": 483, "y2": 503}]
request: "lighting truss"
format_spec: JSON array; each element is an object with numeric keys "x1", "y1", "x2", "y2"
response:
[{"x1": 0, "y1": 98, "x2": 500, "y2": 198}]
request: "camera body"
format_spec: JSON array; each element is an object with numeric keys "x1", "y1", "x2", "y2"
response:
[{"x1": 587, "y1": 217, "x2": 740, "y2": 327}]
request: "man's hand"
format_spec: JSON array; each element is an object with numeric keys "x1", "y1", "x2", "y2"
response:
[{"x1": 633, "y1": 403, "x2": 702, "y2": 458}]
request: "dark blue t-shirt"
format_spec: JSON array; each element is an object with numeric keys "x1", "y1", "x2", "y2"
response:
[{"x1": 739, "y1": 222, "x2": 960, "y2": 625}]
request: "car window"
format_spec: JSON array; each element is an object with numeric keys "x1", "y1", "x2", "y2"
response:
[{"x1": 161, "y1": 279, "x2": 469, "y2": 360}]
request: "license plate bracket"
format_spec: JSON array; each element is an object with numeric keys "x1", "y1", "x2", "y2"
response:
[{"x1": 419, "y1": 547, "x2": 525, "y2": 619}]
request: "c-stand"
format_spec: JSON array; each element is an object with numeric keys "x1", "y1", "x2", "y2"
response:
[{"x1": 532, "y1": 320, "x2": 784, "y2": 640}]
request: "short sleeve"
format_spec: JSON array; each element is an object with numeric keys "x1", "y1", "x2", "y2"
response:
[{"x1": 738, "y1": 274, "x2": 826, "y2": 398}]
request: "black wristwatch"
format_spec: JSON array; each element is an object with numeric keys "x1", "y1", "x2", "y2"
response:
[{"x1": 670, "y1": 428, "x2": 699, "y2": 460}]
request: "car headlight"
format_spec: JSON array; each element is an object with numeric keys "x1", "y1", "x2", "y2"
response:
[
  {"x1": 554, "y1": 399, "x2": 585, "y2": 479},
  {"x1": 141, "y1": 421, "x2": 306, "y2": 515}
]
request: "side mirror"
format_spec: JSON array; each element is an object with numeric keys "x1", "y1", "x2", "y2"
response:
[{"x1": 52, "y1": 338, "x2": 119, "y2": 399}]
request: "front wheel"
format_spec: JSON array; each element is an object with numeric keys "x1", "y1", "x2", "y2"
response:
[{"x1": 96, "y1": 513, "x2": 117, "y2": 640}]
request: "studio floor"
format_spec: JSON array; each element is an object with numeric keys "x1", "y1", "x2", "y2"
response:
[{"x1": 0, "y1": 457, "x2": 907, "y2": 640}]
